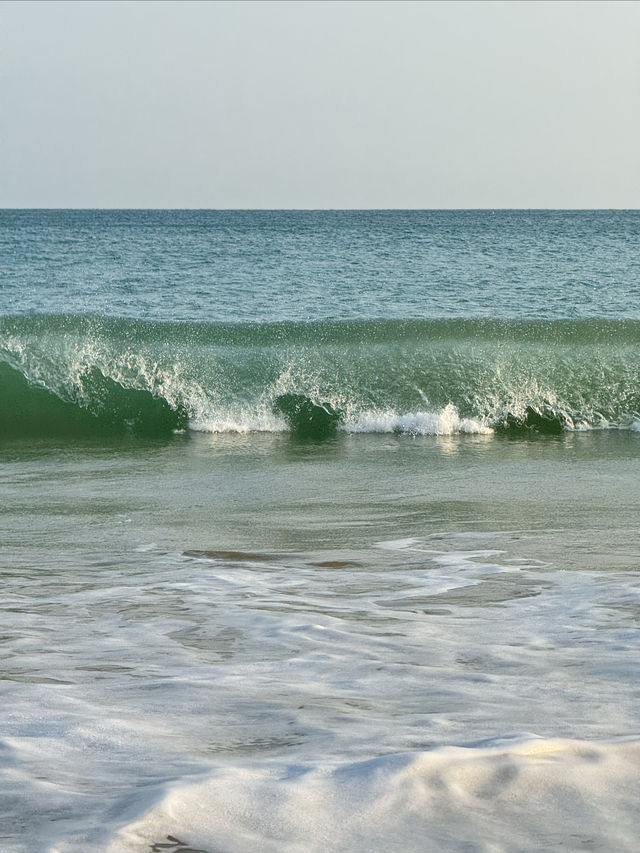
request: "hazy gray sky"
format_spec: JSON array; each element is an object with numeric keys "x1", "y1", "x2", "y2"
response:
[{"x1": 1, "y1": 0, "x2": 639, "y2": 208}]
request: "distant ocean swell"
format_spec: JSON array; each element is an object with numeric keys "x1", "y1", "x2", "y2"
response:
[{"x1": 2, "y1": 314, "x2": 640, "y2": 439}]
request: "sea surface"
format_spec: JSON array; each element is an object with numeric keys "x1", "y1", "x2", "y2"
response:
[{"x1": 1, "y1": 210, "x2": 639, "y2": 852}]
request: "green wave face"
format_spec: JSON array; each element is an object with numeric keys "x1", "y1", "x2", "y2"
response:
[
  {"x1": 1, "y1": 314, "x2": 639, "y2": 439},
  {"x1": 0, "y1": 362, "x2": 187, "y2": 438}
]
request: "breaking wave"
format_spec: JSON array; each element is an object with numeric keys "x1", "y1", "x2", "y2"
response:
[{"x1": 2, "y1": 314, "x2": 640, "y2": 440}]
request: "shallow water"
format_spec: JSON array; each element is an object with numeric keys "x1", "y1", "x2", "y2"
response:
[{"x1": 2, "y1": 431, "x2": 639, "y2": 851}]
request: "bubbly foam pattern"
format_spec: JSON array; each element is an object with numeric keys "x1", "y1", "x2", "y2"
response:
[{"x1": 106, "y1": 739, "x2": 640, "y2": 853}]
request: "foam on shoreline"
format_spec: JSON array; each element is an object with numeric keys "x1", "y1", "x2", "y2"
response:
[{"x1": 103, "y1": 738, "x2": 640, "y2": 853}]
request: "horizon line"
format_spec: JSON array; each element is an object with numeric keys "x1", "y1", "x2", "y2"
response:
[{"x1": 1, "y1": 207, "x2": 638, "y2": 212}]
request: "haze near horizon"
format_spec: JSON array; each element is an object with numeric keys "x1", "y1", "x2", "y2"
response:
[{"x1": 1, "y1": 0, "x2": 639, "y2": 209}]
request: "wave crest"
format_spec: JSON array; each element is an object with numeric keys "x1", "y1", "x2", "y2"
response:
[{"x1": 2, "y1": 314, "x2": 640, "y2": 439}]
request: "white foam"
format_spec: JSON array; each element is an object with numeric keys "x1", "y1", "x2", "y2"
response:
[
  {"x1": 189, "y1": 407, "x2": 285, "y2": 434},
  {"x1": 345, "y1": 403, "x2": 493, "y2": 436},
  {"x1": 375, "y1": 537, "x2": 422, "y2": 550},
  {"x1": 5, "y1": 528, "x2": 640, "y2": 852},
  {"x1": 104, "y1": 738, "x2": 640, "y2": 853},
  {"x1": 187, "y1": 401, "x2": 495, "y2": 436}
]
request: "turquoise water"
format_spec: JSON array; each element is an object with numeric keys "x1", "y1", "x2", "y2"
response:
[{"x1": 1, "y1": 211, "x2": 640, "y2": 852}]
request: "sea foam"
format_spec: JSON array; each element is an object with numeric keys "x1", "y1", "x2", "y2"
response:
[
  {"x1": 346, "y1": 403, "x2": 492, "y2": 435},
  {"x1": 104, "y1": 738, "x2": 640, "y2": 853}
]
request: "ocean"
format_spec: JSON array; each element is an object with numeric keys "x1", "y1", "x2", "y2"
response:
[{"x1": 1, "y1": 209, "x2": 639, "y2": 852}]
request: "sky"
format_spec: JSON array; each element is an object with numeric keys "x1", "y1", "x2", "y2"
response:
[{"x1": 1, "y1": 0, "x2": 639, "y2": 208}]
